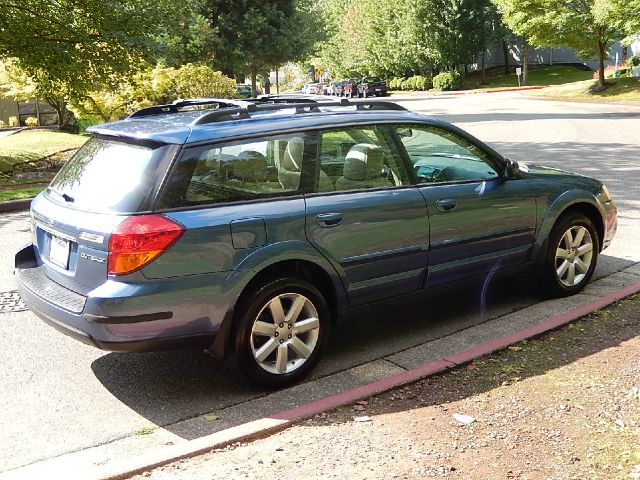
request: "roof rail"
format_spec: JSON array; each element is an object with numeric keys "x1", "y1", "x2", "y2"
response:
[
  {"x1": 129, "y1": 98, "x2": 407, "y2": 124},
  {"x1": 129, "y1": 98, "x2": 250, "y2": 119}
]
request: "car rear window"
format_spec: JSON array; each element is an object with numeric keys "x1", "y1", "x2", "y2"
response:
[{"x1": 46, "y1": 137, "x2": 171, "y2": 213}]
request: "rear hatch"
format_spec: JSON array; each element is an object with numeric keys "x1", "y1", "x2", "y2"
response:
[{"x1": 30, "y1": 136, "x2": 179, "y2": 295}]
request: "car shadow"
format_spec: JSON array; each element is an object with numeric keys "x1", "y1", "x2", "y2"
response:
[{"x1": 91, "y1": 254, "x2": 637, "y2": 440}]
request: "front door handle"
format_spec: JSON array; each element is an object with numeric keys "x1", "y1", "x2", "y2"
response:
[
  {"x1": 316, "y1": 213, "x2": 343, "y2": 227},
  {"x1": 435, "y1": 198, "x2": 457, "y2": 212}
]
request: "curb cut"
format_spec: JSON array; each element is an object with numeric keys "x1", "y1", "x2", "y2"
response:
[
  {"x1": 90, "y1": 280, "x2": 640, "y2": 480},
  {"x1": 0, "y1": 198, "x2": 32, "y2": 214}
]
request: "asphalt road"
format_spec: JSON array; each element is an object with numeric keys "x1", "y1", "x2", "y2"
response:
[{"x1": 1, "y1": 92, "x2": 639, "y2": 474}]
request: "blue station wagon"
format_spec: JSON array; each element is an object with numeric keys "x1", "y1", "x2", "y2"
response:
[{"x1": 15, "y1": 98, "x2": 617, "y2": 386}]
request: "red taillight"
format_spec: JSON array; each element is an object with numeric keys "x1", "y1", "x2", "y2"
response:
[{"x1": 108, "y1": 215, "x2": 185, "y2": 275}]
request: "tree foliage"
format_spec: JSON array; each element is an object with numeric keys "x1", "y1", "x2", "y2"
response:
[
  {"x1": 491, "y1": 0, "x2": 635, "y2": 88},
  {"x1": 316, "y1": 0, "x2": 494, "y2": 78}
]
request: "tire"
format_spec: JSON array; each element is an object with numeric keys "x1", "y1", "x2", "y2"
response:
[
  {"x1": 541, "y1": 213, "x2": 599, "y2": 297},
  {"x1": 233, "y1": 277, "x2": 330, "y2": 387}
]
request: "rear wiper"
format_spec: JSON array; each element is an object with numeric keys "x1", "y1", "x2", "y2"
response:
[{"x1": 47, "y1": 187, "x2": 75, "y2": 203}]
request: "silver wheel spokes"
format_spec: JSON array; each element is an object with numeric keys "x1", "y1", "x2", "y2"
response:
[
  {"x1": 555, "y1": 226, "x2": 593, "y2": 287},
  {"x1": 250, "y1": 293, "x2": 320, "y2": 375}
]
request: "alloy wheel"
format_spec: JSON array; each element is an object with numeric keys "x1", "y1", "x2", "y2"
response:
[
  {"x1": 554, "y1": 225, "x2": 594, "y2": 287},
  {"x1": 250, "y1": 293, "x2": 320, "y2": 375}
]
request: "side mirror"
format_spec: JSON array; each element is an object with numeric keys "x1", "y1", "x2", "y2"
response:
[
  {"x1": 503, "y1": 159, "x2": 520, "y2": 179},
  {"x1": 397, "y1": 127, "x2": 413, "y2": 138}
]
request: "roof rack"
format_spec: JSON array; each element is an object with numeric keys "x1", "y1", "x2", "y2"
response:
[
  {"x1": 128, "y1": 97, "x2": 407, "y2": 125},
  {"x1": 129, "y1": 98, "x2": 251, "y2": 118}
]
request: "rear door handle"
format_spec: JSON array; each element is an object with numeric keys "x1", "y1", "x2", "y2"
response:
[
  {"x1": 316, "y1": 213, "x2": 343, "y2": 227},
  {"x1": 435, "y1": 198, "x2": 457, "y2": 212}
]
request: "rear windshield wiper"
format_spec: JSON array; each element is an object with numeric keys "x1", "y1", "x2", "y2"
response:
[{"x1": 47, "y1": 187, "x2": 75, "y2": 203}]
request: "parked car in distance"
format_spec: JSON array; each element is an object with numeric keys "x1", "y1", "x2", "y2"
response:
[
  {"x1": 302, "y1": 82, "x2": 319, "y2": 94},
  {"x1": 15, "y1": 97, "x2": 616, "y2": 388},
  {"x1": 342, "y1": 79, "x2": 359, "y2": 98},
  {"x1": 358, "y1": 76, "x2": 388, "y2": 97},
  {"x1": 333, "y1": 80, "x2": 347, "y2": 97},
  {"x1": 236, "y1": 84, "x2": 252, "y2": 98}
]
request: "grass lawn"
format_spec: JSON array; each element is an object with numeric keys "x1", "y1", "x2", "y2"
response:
[
  {"x1": 462, "y1": 65, "x2": 593, "y2": 90},
  {"x1": 0, "y1": 129, "x2": 87, "y2": 171},
  {"x1": 528, "y1": 76, "x2": 640, "y2": 102},
  {"x1": 0, "y1": 186, "x2": 45, "y2": 201}
]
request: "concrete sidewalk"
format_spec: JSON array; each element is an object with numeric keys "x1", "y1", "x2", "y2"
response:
[{"x1": 5, "y1": 264, "x2": 640, "y2": 480}]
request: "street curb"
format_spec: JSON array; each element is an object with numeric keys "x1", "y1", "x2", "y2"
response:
[
  {"x1": 442, "y1": 85, "x2": 549, "y2": 96},
  {"x1": 0, "y1": 198, "x2": 32, "y2": 214},
  {"x1": 93, "y1": 280, "x2": 640, "y2": 480}
]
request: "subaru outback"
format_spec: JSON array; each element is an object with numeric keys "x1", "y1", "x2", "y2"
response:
[{"x1": 15, "y1": 98, "x2": 617, "y2": 387}]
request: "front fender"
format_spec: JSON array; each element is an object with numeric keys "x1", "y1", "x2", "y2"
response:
[{"x1": 532, "y1": 189, "x2": 604, "y2": 270}]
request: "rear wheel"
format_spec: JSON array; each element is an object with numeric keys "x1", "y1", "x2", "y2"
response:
[
  {"x1": 233, "y1": 277, "x2": 329, "y2": 387},
  {"x1": 542, "y1": 213, "x2": 599, "y2": 297}
]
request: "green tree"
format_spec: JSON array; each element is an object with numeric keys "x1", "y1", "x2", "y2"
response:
[
  {"x1": 202, "y1": 0, "x2": 323, "y2": 94},
  {"x1": 492, "y1": 0, "x2": 630, "y2": 89}
]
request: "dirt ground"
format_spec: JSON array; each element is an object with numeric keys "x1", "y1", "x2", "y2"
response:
[{"x1": 132, "y1": 295, "x2": 640, "y2": 480}]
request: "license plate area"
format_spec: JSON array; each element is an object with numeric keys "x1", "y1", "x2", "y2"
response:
[{"x1": 50, "y1": 235, "x2": 70, "y2": 270}]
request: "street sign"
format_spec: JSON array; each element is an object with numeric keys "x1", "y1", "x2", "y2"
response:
[{"x1": 516, "y1": 67, "x2": 522, "y2": 76}]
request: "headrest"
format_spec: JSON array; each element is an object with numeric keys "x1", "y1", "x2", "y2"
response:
[
  {"x1": 343, "y1": 144, "x2": 384, "y2": 181},
  {"x1": 282, "y1": 137, "x2": 304, "y2": 172}
]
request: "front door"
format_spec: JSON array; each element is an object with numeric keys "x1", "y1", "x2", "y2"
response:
[{"x1": 394, "y1": 124, "x2": 537, "y2": 287}]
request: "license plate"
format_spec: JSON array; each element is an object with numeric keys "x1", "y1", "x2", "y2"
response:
[
  {"x1": 50, "y1": 235, "x2": 70, "y2": 270},
  {"x1": 375, "y1": 88, "x2": 381, "y2": 92}
]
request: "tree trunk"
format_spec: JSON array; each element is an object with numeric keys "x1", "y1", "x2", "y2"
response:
[
  {"x1": 522, "y1": 41, "x2": 528, "y2": 86},
  {"x1": 502, "y1": 38, "x2": 510, "y2": 74},
  {"x1": 250, "y1": 66, "x2": 258, "y2": 96},
  {"x1": 597, "y1": 40, "x2": 606, "y2": 89},
  {"x1": 622, "y1": 46, "x2": 628, "y2": 64},
  {"x1": 264, "y1": 75, "x2": 271, "y2": 95},
  {"x1": 481, "y1": 49, "x2": 486, "y2": 84},
  {"x1": 275, "y1": 66, "x2": 280, "y2": 95}
]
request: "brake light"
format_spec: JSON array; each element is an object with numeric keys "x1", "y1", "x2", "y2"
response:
[{"x1": 108, "y1": 215, "x2": 185, "y2": 275}]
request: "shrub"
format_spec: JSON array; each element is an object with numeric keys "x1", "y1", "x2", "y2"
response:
[
  {"x1": 627, "y1": 55, "x2": 640, "y2": 67},
  {"x1": 24, "y1": 117, "x2": 39, "y2": 127},
  {"x1": 432, "y1": 71, "x2": 462, "y2": 91},
  {"x1": 408, "y1": 75, "x2": 432, "y2": 90},
  {"x1": 0, "y1": 120, "x2": 6, "y2": 128},
  {"x1": 8, "y1": 116, "x2": 18, "y2": 127},
  {"x1": 388, "y1": 77, "x2": 403, "y2": 90}
]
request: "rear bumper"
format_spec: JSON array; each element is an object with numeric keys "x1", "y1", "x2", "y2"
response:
[{"x1": 15, "y1": 244, "x2": 223, "y2": 352}]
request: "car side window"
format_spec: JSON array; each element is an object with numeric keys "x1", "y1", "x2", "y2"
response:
[
  {"x1": 157, "y1": 133, "x2": 314, "y2": 208},
  {"x1": 395, "y1": 125, "x2": 499, "y2": 184},
  {"x1": 315, "y1": 125, "x2": 409, "y2": 193}
]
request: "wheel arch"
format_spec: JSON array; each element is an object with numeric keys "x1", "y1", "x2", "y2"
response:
[
  {"x1": 209, "y1": 244, "x2": 347, "y2": 359},
  {"x1": 533, "y1": 194, "x2": 605, "y2": 275}
]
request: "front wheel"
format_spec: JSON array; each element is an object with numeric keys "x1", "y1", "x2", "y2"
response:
[
  {"x1": 233, "y1": 277, "x2": 329, "y2": 387},
  {"x1": 541, "y1": 213, "x2": 599, "y2": 297}
]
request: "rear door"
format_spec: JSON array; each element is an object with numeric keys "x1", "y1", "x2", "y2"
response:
[
  {"x1": 393, "y1": 124, "x2": 537, "y2": 287},
  {"x1": 304, "y1": 125, "x2": 429, "y2": 306}
]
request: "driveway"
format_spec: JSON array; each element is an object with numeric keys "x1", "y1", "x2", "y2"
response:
[{"x1": 1, "y1": 92, "x2": 639, "y2": 475}]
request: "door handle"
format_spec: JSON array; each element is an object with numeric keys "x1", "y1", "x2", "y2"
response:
[
  {"x1": 316, "y1": 213, "x2": 343, "y2": 227},
  {"x1": 435, "y1": 198, "x2": 457, "y2": 212}
]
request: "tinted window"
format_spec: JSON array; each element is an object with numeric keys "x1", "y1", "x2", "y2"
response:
[
  {"x1": 315, "y1": 125, "x2": 409, "y2": 193},
  {"x1": 158, "y1": 133, "x2": 315, "y2": 208},
  {"x1": 396, "y1": 125, "x2": 499, "y2": 183},
  {"x1": 46, "y1": 137, "x2": 169, "y2": 213}
]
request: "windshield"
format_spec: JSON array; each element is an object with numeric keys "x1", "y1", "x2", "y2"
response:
[{"x1": 46, "y1": 137, "x2": 171, "y2": 213}]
